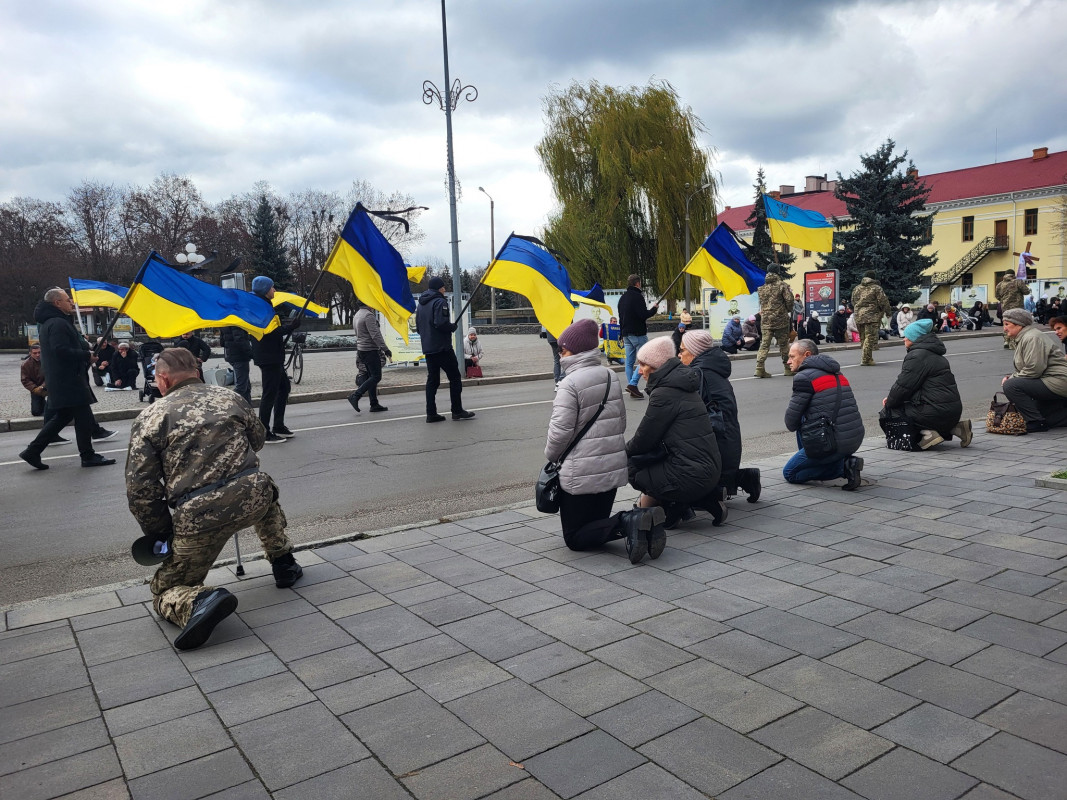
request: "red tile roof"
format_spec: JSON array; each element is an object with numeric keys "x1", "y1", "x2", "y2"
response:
[{"x1": 718, "y1": 149, "x2": 1067, "y2": 232}]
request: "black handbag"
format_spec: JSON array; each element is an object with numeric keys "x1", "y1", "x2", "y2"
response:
[
  {"x1": 882, "y1": 408, "x2": 917, "y2": 451},
  {"x1": 536, "y1": 377, "x2": 613, "y2": 514},
  {"x1": 800, "y1": 374, "x2": 841, "y2": 459}
]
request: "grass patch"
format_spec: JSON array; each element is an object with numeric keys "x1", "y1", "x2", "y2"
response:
[{"x1": 1053, "y1": 470, "x2": 1067, "y2": 480}]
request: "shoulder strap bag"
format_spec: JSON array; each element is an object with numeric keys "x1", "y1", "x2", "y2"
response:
[
  {"x1": 800, "y1": 374, "x2": 841, "y2": 459},
  {"x1": 536, "y1": 375, "x2": 613, "y2": 514}
]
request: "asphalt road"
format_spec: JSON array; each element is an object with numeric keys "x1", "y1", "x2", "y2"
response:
[{"x1": 0, "y1": 336, "x2": 1018, "y2": 604}]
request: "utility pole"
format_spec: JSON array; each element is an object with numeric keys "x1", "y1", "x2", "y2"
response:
[{"x1": 479, "y1": 186, "x2": 496, "y2": 324}]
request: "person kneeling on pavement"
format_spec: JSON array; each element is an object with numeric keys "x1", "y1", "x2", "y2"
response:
[
  {"x1": 1000, "y1": 308, "x2": 1067, "y2": 432},
  {"x1": 544, "y1": 319, "x2": 664, "y2": 564},
  {"x1": 626, "y1": 336, "x2": 725, "y2": 541},
  {"x1": 125, "y1": 347, "x2": 303, "y2": 651},
  {"x1": 783, "y1": 339, "x2": 865, "y2": 490},
  {"x1": 880, "y1": 319, "x2": 970, "y2": 450}
]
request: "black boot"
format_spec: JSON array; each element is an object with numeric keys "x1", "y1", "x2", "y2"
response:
[
  {"x1": 618, "y1": 508, "x2": 658, "y2": 565},
  {"x1": 738, "y1": 468, "x2": 762, "y2": 503},
  {"x1": 174, "y1": 588, "x2": 238, "y2": 651},
  {"x1": 271, "y1": 552, "x2": 303, "y2": 588},
  {"x1": 646, "y1": 507, "x2": 668, "y2": 560},
  {"x1": 842, "y1": 457, "x2": 864, "y2": 491},
  {"x1": 347, "y1": 392, "x2": 361, "y2": 413}
]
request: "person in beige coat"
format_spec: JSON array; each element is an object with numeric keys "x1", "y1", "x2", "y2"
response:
[
  {"x1": 544, "y1": 319, "x2": 665, "y2": 563},
  {"x1": 1001, "y1": 308, "x2": 1067, "y2": 432}
]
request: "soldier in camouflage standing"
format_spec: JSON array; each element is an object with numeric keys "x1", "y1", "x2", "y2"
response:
[
  {"x1": 125, "y1": 348, "x2": 303, "y2": 650},
  {"x1": 851, "y1": 271, "x2": 893, "y2": 366},
  {"x1": 754, "y1": 272, "x2": 796, "y2": 378},
  {"x1": 995, "y1": 270, "x2": 1031, "y2": 349}
]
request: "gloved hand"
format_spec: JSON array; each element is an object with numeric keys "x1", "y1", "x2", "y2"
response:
[
  {"x1": 384, "y1": 349, "x2": 393, "y2": 359},
  {"x1": 449, "y1": 322, "x2": 458, "y2": 333}
]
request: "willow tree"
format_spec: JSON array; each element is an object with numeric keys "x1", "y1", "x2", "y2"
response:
[{"x1": 537, "y1": 80, "x2": 715, "y2": 299}]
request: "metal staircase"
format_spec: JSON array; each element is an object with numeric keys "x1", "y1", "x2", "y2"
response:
[{"x1": 924, "y1": 235, "x2": 1008, "y2": 289}]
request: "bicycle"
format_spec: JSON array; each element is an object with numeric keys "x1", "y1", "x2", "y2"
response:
[{"x1": 285, "y1": 331, "x2": 306, "y2": 384}]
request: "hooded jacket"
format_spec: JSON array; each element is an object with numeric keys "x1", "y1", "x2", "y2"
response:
[
  {"x1": 627, "y1": 358, "x2": 721, "y2": 503},
  {"x1": 851, "y1": 277, "x2": 893, "y2": 325},
  {"x1": 416, "y1": 289, "x2": 456, "y2": 355},
  {"x1": 251, "y1": 316, "x2": 300, "y2": 367},
  {"x1": 721, "y1": 318, "x2": 743, "y2": 348},
  {"x1": 785, "y1": 353, "x2": 864, "y2": 457},
  {"x1": 1011, "y1": 324, "x2": 1067, "y2": 397},
  {"x1": 885, "y1": 332, "x2": 962, "y2": 435},
  {"x1": 34, "y1": 301, "x2": 95, "y2": 409},
  {"x1": 545, "y1": 350, "x2": 627, "y2": 495},
  {"x1": 690, "y1": 346, "x2": 742, "y2": 474},
  {"x1": 354, "y1": 307, "x2": 389, "y2": 353}
]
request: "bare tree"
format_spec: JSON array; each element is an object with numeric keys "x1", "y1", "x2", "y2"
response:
[
  {"x1": 0, "y1": 198, "x2": 72, "y2": 335},
  {"x1": 121, "y1": 173, "x2": 205, "y2": 258},
  {"x1": 66, "y1": 180, "x2": 126, "y2": 282}
]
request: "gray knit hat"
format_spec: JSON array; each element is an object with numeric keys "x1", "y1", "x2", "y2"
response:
[{"x1": 1002, "y1": 308, "x2": 1034, "y2": 327}]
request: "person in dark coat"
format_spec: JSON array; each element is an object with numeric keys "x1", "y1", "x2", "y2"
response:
[
  {"x1": 108, "y1": 342, "x2": 139, "y2": 389},
  {"x1": 969, "y1": 300, "x2": 991, "y2": 330},
  {"x1": 783, "y1": 339, "x2": 864, "y2": 490},
  {"x1": 626, "y1": 337, "x2": 724, "y2": 528},
  {"x1": 830, "y1": 306, "x2": 850, "y2": 343},
  {"x1": 917, "y1": 303, "x2": 939, "y2": 323},
  {"x1": 220, "y1": 326, "x2": 253, "y2": 403},
  {"x1": 416, "y1": 276, "x2": 474, "y2": 422},
  {"x1": 721, "y1": 315, "x2": 744, "y2": 354},
  {"x1": 679, "y1": 330, "x2": 761, "y2": 503},
  {"x1": 880, "y1": 319, "x2": 969, "y2": 450},
  {"x1": 805, "y1": 311, "x2": 824, "y2": 344},
  {"x1": 250, "y1": 276, "x2": 301, "y2": 442},
  {"x1": 670, "y1": 311, "x2": 693, "y2": 355},
  {"x1": 618, "y1": 274, "x2": 659, "y2": 399},
  {"x1": 91, "y1": 338, "x2": 118, "y2": 386},
  {"x1": 18, "y1": 288, "x2": 116, "y2": 470}
]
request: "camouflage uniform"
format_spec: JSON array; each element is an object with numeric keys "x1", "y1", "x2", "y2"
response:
[
  {"x1": 755, "y1": 273, "x2": 795, "y2": 376},
  {"x1": 851, "y1": 277, "x2": 893, "y2": 365},
  {"x1": 996, "y1": 276, "x2": 1031, "y2": 349},
  {"x1": 126, "y1": 379, "x2": 293, "y2": 628}
]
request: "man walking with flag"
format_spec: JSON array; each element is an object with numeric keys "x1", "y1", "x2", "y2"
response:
[
  {"x1": 417, "y1": 277, "x2": 475, "y2": 423},
  {"x1": 250, "y1": 276, "x2": 301, "y2": 443},
  {"x1": 618, "y1": 275, "x2": 659, "y2": 399}
]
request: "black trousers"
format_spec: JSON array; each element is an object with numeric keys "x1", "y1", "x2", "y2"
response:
[
  {"x1": 231, "y1": 360, "x2": 251, "y2": 404},
  {"x1": 27, "y1": 404, "x2": 95, "y2": 459},
  {"x1": 354, "y1": 350, "x2": 382, "y2": 405},
  {"x1": 30, "y1": 393, "x2": 45, "y2": 416},
  {"x1": 424, "y1": 349, "x2": 464, "y2": 415},
  {"x1": 559, "y1": 488, "x2": 623, "y2": 551},
  {"x1": 258, "y1": 365, "x2": 290, "y2": 431}
]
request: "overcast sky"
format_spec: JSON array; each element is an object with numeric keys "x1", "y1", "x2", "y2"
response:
[{"x1": 2, "y1": 0, "x2": 1064, "y2": 267}]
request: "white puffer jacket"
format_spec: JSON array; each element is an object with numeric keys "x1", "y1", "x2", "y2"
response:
[{"x1": 545, "y1": 350, "x2": 628, "y2": 495}]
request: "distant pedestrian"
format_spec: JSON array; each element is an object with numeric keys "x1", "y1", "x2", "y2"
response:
[
  {"x1": 618, "y1": 274, "x2": 659, "y2": 399},
  {"x1": 1000, "y1": 308, "x2": 1067, "y2": 432},
  {"x1": 250, "y1": 276, "x2": 301, "y2": 443},
  {"x1": 416, "y1": 276, "x2": 474, "y2": 423},
  {"x1": 220, "y1": 325, "x2": 253, "y2": 404},
  {"x1": 895, "y1": 305, "x2": 916, "y2": 336},
  {"x1": 349, "y1": 302, "x2": 391, "y2": 413},
  {"x1": 541, "y1": 327, "x2": 565, "y2": 388},
  {"x1": 754, "y1": 272, "x2": 794, "y2": 377},
  {"x1": 830, "y1": 306, "x2": 850, "y2": 343},
  {"x1": 851, "y1": 271, "x2": 893, "y2": 365},
  {"x1": 721, "y1": 315, "x2": 744, "y2": 354},
  {"x1": 108, "y1": 342, "x2": 139, "y2": 390},
  {"x1": 463, "y1": 327, "x2": 483, "y2": 376},
  {"x1": 995, "y1": 270, "x2": 1031, "y2": 349},
  {"x1": 20, "y1": 343, "x2": 47, "y2": 417},
  {"x1": 670, "y1": 310, "x2": 693, "y2": 355}
]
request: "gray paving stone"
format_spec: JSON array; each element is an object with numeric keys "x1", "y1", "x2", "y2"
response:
[
  {"x1": 595, "y1": 595, "x2": 675, "y2": 625},
  {"x1": 103, "y1": 686, "x2": 208, "y2": 738},
  {"x1": 0, "y1": 716, "x2": 109, "y2": 777},
  {"x1": 842, "y1": 748, "x2": 978, "y2": 800},
  {"x1": 536, "y1": 661, "x2": 648, "y2": 716},
  {"x1": 333, "y1": 603, "x2": 437, "y2": 653},
  {"x1": 968, "y1": 530, "x2": 1067, "y2": 558},
  {"x1": 874, "y1": 702, "x2": 996, "y2": 762},
  {"x1": 355, "y1": 528, "x2": 436, "y2": 553},
  {"x1": 605, "y1": 568, "x2": 706, "y2": 602},
  {"x1": 524, "y1": 730, "x2": 645, "y2": 799},
  {"x1": 316, "y1": 668, "x2": 415, "y2": 715},
  {"x1": 587, "y1": 690, "x2": 701, "y2": 748},
  {"x1": 980, "y1": 570, "x2": 1059, "y2": 597},
  {"x1": 957, "y1": 784, "x2": 1025, "y2": 800},
  {"x1": 90, "y1": 649, "x2": 193, "y2": 710},
  {"x1": 670, "y1": 559, "x2": 744, "y2": 584},
  {"x1": 524, "y1": 604, "x2": 636, "y2": 652},
  {"x1": 233, "y1": 701, "x2": 369, "y2": 791},
  {"x1": 685, "y1": 539, "x2": 758, "y2": 561},
  {"x1": 955, "y1": 645, "x2": 1067, "y2": 705},
  {"x1": 402, "y1": 743, "x2": 526, "y2": 800},
  {"x1": 193, "y1": 652, "x2": 286, "y2": 693},
  {"x1": 1045, "y1": 609, "x2": 1067, "y2": 632},
  {"x1": 350, "y1": 561, "x2": 437, "y2": 594},
  {"x1": 750, "y1": 707, "x2": 894, "y2": 780},
  {"x1": 949, "y1": 543, "x2": 1063, "y2": 576},
  {"x1": 0, "y1": 647, "x2": 89, "y2": 707},
  {"x1": 386, "y1": 579, "x2": 459, "y2": 610},
  {"x1": 287, "y1": 562, "x2": 347, "y2": 586},
  {"x1": 0, "y1": 686, "x2": 100, "y2": 745},
  {"x1": 953, "y1": 733, "x2": 1067, "y2": 800},
  {"x1": 0, "y1": 625, "x2": 75, "y2": 666},
  {"x1": 671, "y1": 586, "x2": 764, "y2": 621},
  {"x1": 687, "y1": 630, "x2": 796, "y2": 675},
  {"x1": 378, "y1": 632, "x2": 469, "y2": 673},
  {"x1": 498, "y1": 642, "x2": 591, "y2": 684},
  {"x1": 883, "y1": 661, "x2": 1015, "y2": 717},
  {"x1": 0, "y1": 746, "x2": 122, "y2": 800},
  {"x1": 729, "y1": 607, "x2": 863, "y2": 658},
  {"x1": 958, "y1": 613, "x2": 1067, "y2": 657},
  {"x1": 494, "y1": 589, "x2": 569, "y2": 617},
  {"x1": 127, "y1": 748, "x2": 254, "y2": 800},
  {"x1": 791, "y1": 595, "x2": 872, "y2": 625},
  {"x1": 902, "y1": 599, "x2": 991, "y2": 631},
  {"x1": 445, "y1": 679, "x2": 593, "y2": 762},
  {"x1": 287, "y1": 641, "x2": 385, "y2": 690},
  {"x1": 442, "y1": 610, "x2": 555, "y2": 661},
  {"x1": 822, "y1": 555, "x2": 888, "y2": 575},
  {"x1": 750, "y1": 535, "x2": 843, "y2": 564},
  {"x1": 754, "y1": 655, "x2": 918, "y2": 729},
  {"x1": 409, "y1": 590, "x2": 494, "y2": 625},
  {"x1": 114, "y1": 709, "x2": 231, "y2": 779},
  {"x1": 237, "y1": 597, "x2": 317, "y2": 629},
  {"x1": 291, "y1": 576, "x2": 372, "y2": 606},
  {"x1": 633, "y1": 608, "x2": 727, "y2": 647},
  {"x1": 462, "y1": 574, "x2": 540, "y2": 604},
  {"x1": 908, "y1": 534, "x2": 968, "y2": 554},
  {"x1": 209, "y1": 671, "x2": 316, "y2": 726},
  {"x1": 841, "y1": 610, "x2": 990, "y2": 664},
  {"x1": 59, "y1": 777, "x2": 132, "y2": 799},
  {"x1": 466, "y1": 540, "x2": 543, "y2": 570},
  {"x1": 708, "y1": 571, "x2": 824, "y2": 609},
  {"x1": 647, "y1": 658, "x2": 802, "y2": 733},
  {"x1": 726, "y1": 552, "x2": 797, "y2": 573},
  {"x1": 311, "y1": 542, "x2": 368, "y2": 562},
  {"x1": 502, "y1": 557, "x2": 578, "y2": 583},
  {"x1": 638, "y1": 717, "x2": 781, "y2": 797},
  {"x1": 978, "y1": 692, "x2": 1067, "y2": 755},
  {"x1": 175, "y1": 631, "x2": 268, "y2": 673},
  {"x1": 931, "y1": 581, "x2": 1063, "y2": 623},
  {"x1": 405, "y1": 651, "x2": 511, "y2": 703},
  {"x1": 718, "y1": 760, "x2": 866, "y2": 800},
  {"x1": 273, "y1": 758, "x2": 409, "y2": 800},
  {"x1": 588, "y1": 633, "x2": 695, "y2": 680},
  {"x1": 5, "y1": 593, "x2": 120, "y2": 629},
  {"x1": 537, "y1": 573, "x2": 637, "y2": 608},
  {"x1": 763, "y1": 561, "x2": 837, "y2": 585},
  {"x1": 806, "y1": 573, "x2": 929, "y2": 613},
  {"x1": 256, "y1": 612, "x2": 357, "y2": 662},
  {"x1": 863, "y1": 564, "x2": 956, "y2": 592},
  {"x1": 1038, "y1": 582, "x2": 1067, "y2": 604},
  {"x1": 889, "y1": 551, "x2": 1003, "y2": 582},
  {"x1": 482, "y1": 779, "x2": 562, "y2": 800},
  {"x1": 574, "y1": 761, "x2": 706, "y2": 800},
  {"x1": 418, "y1": 554, "x2": 504, "y2": 586},
  {"x1": 332, "y1": 552, "x2": 396, "y2": 573},
  {"x1": 822, "y1": 640, "x2": 924, "y2": 682}
]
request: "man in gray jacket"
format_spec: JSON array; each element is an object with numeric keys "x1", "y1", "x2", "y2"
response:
[{"x1": 348, "y1": 302, "x2": 392, "y2": 413}]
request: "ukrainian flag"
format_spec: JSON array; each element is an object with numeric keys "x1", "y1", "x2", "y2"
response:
[
  {"x1": 405, "y1": 264, "x2": 428, "y2": 284},
  {"x1": 69, "y1": 278, "x2": 128, "y2": 309},
  {"x1": 123, "y1": 253, "x2": 280, "y2": 339},
  {"x1": 763, "y1": 194, "x2": 834, "y2": 253},
  {"x1": 485, "y1": 235, "x2": 575, "y2": 337},
  {"x1": 325, "y1": 204, "x2": 417, "y2": 342},
  {"x1": 684, "y1": 224, "x2": 767, "y2": 300},
  {"x1": 571, "y1": 282, "x2": 613, "y2": 313},
  {"x1": 272, "y1": 291, "x2": 328, "y2": 318}
]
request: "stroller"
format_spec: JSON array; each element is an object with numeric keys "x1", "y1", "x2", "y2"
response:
[{"x1": 138, "y1": 341, "x2": 164, "y2": 403}]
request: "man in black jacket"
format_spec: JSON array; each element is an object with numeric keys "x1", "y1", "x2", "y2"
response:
[
  {"x1": 19, "y1": 288, "x2": 116, "y2": 470},
  {"x1": 618, "y1": 274, "x2": 659, "y2": 399},
  {"x1": 250, "y1": 276, "x2": 300, "y2": 443},
  {"x1": 220, "y1": 326, "x2": 253, "y2": 403},
  {"x1": 416, "y1": 277, "x2": 474, "y2": 423},
  {"x1": 782, "y1": 339, "x2": 864, "y2": 490}
]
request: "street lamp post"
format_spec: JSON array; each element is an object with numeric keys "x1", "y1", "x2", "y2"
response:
[
  {"x1": 423, "y1": 0, "x2": 478, "y2": 360},
  {"x1": 478, "y1": 186, "x2": 496, "y2": 324},
  {"x1": 684, "y1": 181, "x2": 714, "y2": 311},
  {"x1": 175, "y1": 242, "x2": 206, "y2": 269}
]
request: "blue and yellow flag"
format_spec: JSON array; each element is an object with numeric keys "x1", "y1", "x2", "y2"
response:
[
  {"x1": 405, "y1": 264, "x2": 428, "y2": 284},
  {"x1": 485, "y1": 235, "x2": 574, "y2": 337},
  {"x1": 123, "y1": 253, "x2": 280, "y2": 339},
  {"x1": 325, "y1": 205, "x2": 417, "y2": 342},
  {"x1": 272, "y1": 291, "x2": 328, "y2": 318},
  {"x1": 684, "y1": 224, "x2": 767, "y2": 300},
  {"x1": 570, "y1": 282, "x2": 613, "y2": 313},
  {"x1": 763, "y1": 194, "x2": 834, "y2": 253},
  {"x1": 69, "y1": 278, "x2": 128, "y2": 309}
]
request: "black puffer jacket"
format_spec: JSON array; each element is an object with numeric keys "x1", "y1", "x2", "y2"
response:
[
  {"x1": 690, "y1": 347, "x2": 742, "y2": 474},
  {"x1": 416, "y1": 289, "x2": 456, "y2": 354},
  {"x1": 885, "y1": 332, "x2": 962, "y2": 436},
  {"x1": 830, "y1": 311, "x2": 849, "y2": 343},
  {"x1": 785, "y1": 354, "x2": 864, "y2": 457},
  {"x1": 627, "y1": 358, "x2": 721, "y2": 503},
  {"x1": 220, "y1": 326, "x2": 253, "y2": 363},
  {"x1": 34, "y1": 301, "x2": 95, "y2": 409},
  {"x1": 251, "y1": 317, "x2": 300, "y2": 367}
]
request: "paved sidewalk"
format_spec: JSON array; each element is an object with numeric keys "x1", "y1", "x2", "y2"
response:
[{"x1": 2, "y1": 423, "x2": 1066, "y2": 799}]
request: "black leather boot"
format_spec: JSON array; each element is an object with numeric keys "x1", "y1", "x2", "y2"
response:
[
  {"x1": 174, "y1": 589, "x2": 238, "y2": 651},
  {"x1": 271, "y1": 552, "x2": 303, "y2": 588},
  {"x1": 738, "y1": 468, "x2": 762, "y2": 503}
]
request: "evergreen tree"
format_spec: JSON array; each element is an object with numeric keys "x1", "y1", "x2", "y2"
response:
[
  {"x1": 744, "y1": 167, "x2": 796, "y2": 280},
  {"x1": 249, "y1": 194, "x2": 293, "y2": 290},
  {"x1": 820, "y1": 139, "x2": 935, "y2": 304}
]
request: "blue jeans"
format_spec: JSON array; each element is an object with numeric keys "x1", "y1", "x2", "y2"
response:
[
  {"x1": 782, "y1": 434, "x2": 845, "y2": 484},
  {"x1": 624, "y1": 334, "x2": 648, "y2": 386}
]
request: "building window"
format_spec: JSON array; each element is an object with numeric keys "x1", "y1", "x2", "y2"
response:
[
  {"x1": 960, "y1": 273, "x2": 973, "y2": 287},
  {"x1": 780, "y1": 244, "x2": 790, "y2": 256},
  {"x1": 1024, "y1": 208, "x2": 1038, "y2": 236},
  {"x1": 962, "y1": 216, "x2": 974, "y2": 241},
  {"x1": 803, "y1": 250, "x2": 811, "y2": 258}
]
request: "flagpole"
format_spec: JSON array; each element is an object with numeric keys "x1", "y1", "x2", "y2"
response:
[
  {"x1": 296, "y1": 236, "x2": 341, "y2": 319},
  {"x1": 452, "y1": 233, "x2": 508, "y2": 325},
  {"x1": 96, "y1": 257, "x2": 152, "y2": 344},
  {"x1": 655, "y1": 261, "x2": 695, "y2": 306}
]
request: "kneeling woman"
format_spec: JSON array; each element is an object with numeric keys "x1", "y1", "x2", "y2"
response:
[
  {"x1": 1001, "y1": 308, "x2": 1067, "y2": 432},
  {"x1": 881, "y1": 319, "x2": 970, "y2": 449},
  {"x1": 627, "y1": 337, "x2": 723, "y2": 536},
  {"x1": 544, "y1": 319, "x2": 664, "y2": 563}
]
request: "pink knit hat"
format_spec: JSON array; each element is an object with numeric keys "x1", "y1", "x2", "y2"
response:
[
  {"x1": 681, "y1": 330, "x2": 714, "y2": 358},
  {"x1": 636, "y1": 336, "x2": 676, "y2": 370}
]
